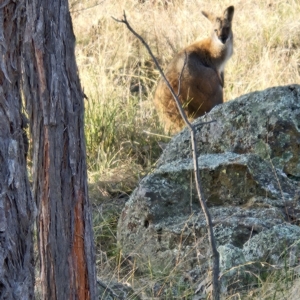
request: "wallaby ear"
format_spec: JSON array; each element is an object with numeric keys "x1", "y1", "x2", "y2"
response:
[
  {"x1": 202, "y1": 10, "x2": 215, "y2": 23},
  {"x1": 224, "y1": 6, "x2": 234, "y2": 22}
]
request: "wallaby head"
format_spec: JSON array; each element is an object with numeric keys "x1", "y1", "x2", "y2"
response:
[{"x1": 202, "y1": 6, "x2": 234, "y2": 45}]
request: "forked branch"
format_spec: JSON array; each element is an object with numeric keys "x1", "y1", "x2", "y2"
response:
[{"x1": 113, "y1": 11, "x2": 220, "y2": 300}]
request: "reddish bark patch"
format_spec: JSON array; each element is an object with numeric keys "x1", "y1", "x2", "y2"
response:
[{"x1": 72, "y1": 190, "x2": 90, "y2": 300}]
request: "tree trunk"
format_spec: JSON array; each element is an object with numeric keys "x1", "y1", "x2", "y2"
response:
[
  {"x1": 22, "y1": 0, "x2": 96, "y2": 299},
  {"x1": 0, "y1": 1, "x2": 35, "y2": 299}
]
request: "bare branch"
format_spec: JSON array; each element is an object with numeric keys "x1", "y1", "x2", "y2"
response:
[
  {"x1": 113, "y1": 12, "x2": 220, "y2": 300},
  {"x1": 112, "y1": 12, "x2": 191, "y2": 126},
  {"x1": 176, "y1": 51, "x2": 187, "y2": 99}
]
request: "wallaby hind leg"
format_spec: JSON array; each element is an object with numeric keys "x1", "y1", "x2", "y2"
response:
[{"x1": 154, "y1": 77, "x2": 184, "y2": 134}]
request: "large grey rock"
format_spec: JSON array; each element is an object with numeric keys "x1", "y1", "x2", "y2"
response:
[
  {"x1": 159, "y1": 85, "x2": 300, "y2": 178},
  {"x1": 117, "y1": 85, "x2": 300, "y2": 296}
]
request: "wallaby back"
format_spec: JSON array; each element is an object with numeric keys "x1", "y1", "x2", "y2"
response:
[{"x1": 154, "y1": 6, "x2": 234, "y2": 134}]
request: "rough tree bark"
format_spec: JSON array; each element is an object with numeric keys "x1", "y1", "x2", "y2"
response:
[
  {"x1": 0, "y1": 1, "x2": 35, "y2": 299},
  {"x1": 22, "y1": 0, "x2": 96, "y2": 299}
]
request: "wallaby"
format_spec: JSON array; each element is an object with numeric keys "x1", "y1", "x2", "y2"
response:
[{"x1": 154, "y1": 6, "x2": 234, "y2": 133}]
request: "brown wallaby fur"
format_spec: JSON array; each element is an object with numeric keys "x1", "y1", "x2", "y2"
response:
[{"x1": 154, "y1": 6, "x2": 234, "y2": 134}]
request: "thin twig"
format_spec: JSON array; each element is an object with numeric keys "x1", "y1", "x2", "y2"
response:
[
  {"x1": 143, "y1": 130, "x2": 172, "y2": 139},
  {"x1": 176, "y1": 51, "x2": 186, "y2": 98},
  {"x1": 112, "y1": 11, "x2": 220, "y2": 300},
  {"x1": 194, "y1": 120, "x2": 216, "y2": 129},
  {"x1": 70, "y1": 0, "x2": 106, "y2": 14}
]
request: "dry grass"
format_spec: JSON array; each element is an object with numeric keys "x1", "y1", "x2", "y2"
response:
[
  {"x1": 70, "y1": 0, "x2": 300, "y2": 298},
  {"x1": 71, "y1": 0, "x2": 300, "y2": 174}
]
